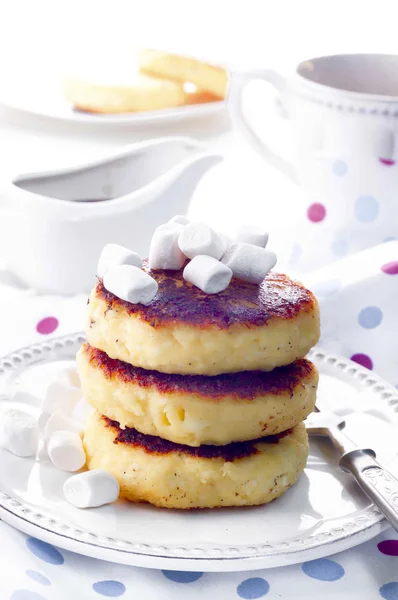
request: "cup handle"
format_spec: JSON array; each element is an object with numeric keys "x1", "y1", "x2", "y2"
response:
[{"x1": 229, "y1": 69, "x2": 298, "y2": 183}]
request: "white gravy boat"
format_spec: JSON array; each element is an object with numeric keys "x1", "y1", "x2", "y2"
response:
[{"x1": 1, "y1": 137, "x2": 222, "y2": 295}]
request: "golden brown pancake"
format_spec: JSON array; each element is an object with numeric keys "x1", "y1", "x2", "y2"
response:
[
  {"x1": 83, "y1": 413, "x2": 309, "y2": 509},
  {"x1": 77, "y1": 343, "x2": 318, "y2": 445},
  {"x1": 85, "y1": 267, "x2": 320, "y2": 375}
]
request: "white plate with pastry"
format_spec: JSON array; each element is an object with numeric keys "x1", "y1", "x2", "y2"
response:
[
  {"x1": 0, "y1": 333, "x2": 397, "y2": 572},
  {"x1": 0, "y1": 50, "x2": 228, "y2": 126}
]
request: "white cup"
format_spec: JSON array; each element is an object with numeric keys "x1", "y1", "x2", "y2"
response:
[{"x1": 229, "y1": 54, "x2": 398, "y2": 271}]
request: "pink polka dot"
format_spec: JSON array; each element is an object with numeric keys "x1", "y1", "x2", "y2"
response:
[
  {"x1": 36, "y1": 317, "x2": 59, "y2": 335},
  {"x1": 381, "y1": 261, "x2": 398, "y2": 275},
  {"x1": 307, "y1": 203, "x2": 326, "y2": 223},
  {"x1": 378, "y1": 540, "x2": 398, "y2": 556},
  {"x1": 379, "y1": 157, "x2": 395, "y2": 166},
  {"x1": 350, "y1": 353, "x2": 373, "y2": 370}
]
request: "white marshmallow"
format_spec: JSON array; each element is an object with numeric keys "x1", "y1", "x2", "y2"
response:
[
  {"x1": 44, "y1": 411, "x2": 83, "y2": 442},
  {"x1": 47, "y1": 430, "x2": 86, "y2": 472},
  {"x1": 218, "y1": 232, "x2": 231, "y2": 256},
  {"x1": 42, "y1": 381, "x2": 82, "y2": 416},
  {"x1": 0, "y1": 409, "x2": 38, "y2": 457},
  {"x1": 38, "y1": 411, "x2": 50, "y2": 435},
  {"x1": 183, "y1": 255, "x2": 232, "y2": 294},
  {"x1": 222, "y1": 243, "x2": 277, "y2": 284},
  {"x1": 103, "y1": 265, "x2": 158, "y2": 305},
  {"x1": 232, "y1": 226, "x2": 269, "y2": 248},
  {"x1": 168, "y1": 215, "x2": 190, "y2": 225},
  {"x1": 148, "y1": 223, "x2": 186, "y2": 270},
  {"x1": 72, "y1": 398, "x2": 95, "y2": 427},
  {"x1": 178, "y1": 222, "x2": 224, "y2": 260},
  {"x1": 97, "y1": 244, "x2": 142, "y2": 278},
  {"x1": 56, "y1": 366, "x2": 80, "y2": 389},
  {"x1": 63, "y1": 469, "x2": 120, "y2": 508}
]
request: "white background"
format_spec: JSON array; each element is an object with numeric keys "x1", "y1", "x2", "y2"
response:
[{"x1": 0, "y1": 0, "x2": 397, "y2": 258}]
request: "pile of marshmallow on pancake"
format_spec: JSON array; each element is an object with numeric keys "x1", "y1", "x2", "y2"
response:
[
  {"x1": 0, "y1": 369, "x2": 120, "y2": 509},
  {"x1": 100, "y1": 215, "x2": 277, "y2": 303}
]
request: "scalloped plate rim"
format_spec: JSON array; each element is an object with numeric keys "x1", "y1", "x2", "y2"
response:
[{"x1": 0, "y1": 332, "x2": 396, "y2": 572}]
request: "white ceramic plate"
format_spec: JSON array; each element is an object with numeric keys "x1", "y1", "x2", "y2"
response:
[
  {"x1": 0, "y1": 77, "x2": 227, "y2": 126},
  {"x1": 0, "y1": 333, "x2": 397, "y2": 572}
]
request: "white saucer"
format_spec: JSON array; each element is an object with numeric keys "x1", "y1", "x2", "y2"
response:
[
  {"x1": 0, "y1": 77, "x2": 227, "y2": 126},
  {"x1": 0, "y1": 333, "x2": 397, "y2": 572}
]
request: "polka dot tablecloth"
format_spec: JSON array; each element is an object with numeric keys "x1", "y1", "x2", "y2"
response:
[
  {"x1": 1, "y1": 522, "x2": 397, "y2": 600},
  {"x1": 0, "y1": 242, "x2": 398, "y2": 599}
]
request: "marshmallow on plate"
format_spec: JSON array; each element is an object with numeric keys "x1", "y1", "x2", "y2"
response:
[
  {"x1": 72, "y1": 397, "x2": 95, "y2": 427},
  {"x1": 103, "y1": 264, "x2": 158, "y2": 305},
  {"x1": 168, "y1": 215, "x2": 190, "y2": 225},
  {"x1": 63, "y1": 469, "x2": 120, "y2": 508},
  {"x1": 232, "y1": 226, "x2": 269, "y2": 248},
  {"x1": 56, "y1": 366, "x2": 80, "y2": 389},
  {"x1": 47, "y1": 430, "x2": 86, "y2": 472},
  {"x1": 0, "y1": 409, "x2": 38, "y2": 457},
  {"x1": 44, "y1": 411, "x2": 83, "y2": 441},
  {"x1": 97, "y1": 244, "x2": 142, "y2": 278},
  {"x1": 222, "y1": 243, "x2": 277, "y2": 284},
  {"x1": 42, "y1": 381, "x2": 82, "y2": 416},
  {"x1": 148, "y1": 223, "x2": 186, "y2": 270},
  {"x1": 178, "y1": 222, "x2": 224, "y2": 260},
  {"x1": 183, "y1": 255, "x2": 232, "y2": 294}
]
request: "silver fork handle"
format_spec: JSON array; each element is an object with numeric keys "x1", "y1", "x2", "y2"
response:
[{"x1": 339, "y1": 449, "x2": 398, "y2": 532}]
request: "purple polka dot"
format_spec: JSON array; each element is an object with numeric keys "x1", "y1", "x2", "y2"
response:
[
  {"x1": 92, "y1": 581, "x2": 126, "y2": 597},
  {"x1": 380, "y1": 582, "x2": 398, "y2": 600},
  {"x1": 379, "y1": 157, "x2": 395, "y2": 166},
  {"x1": 237, "y1": 578, "x2": 270, "y2": 599},
  {"x1": 381, "y1": 261, "x2": 398, "y2": 275},
  {"x1": 332, "y1": 160, "x2": 348, "y2": 176},
  {"x1": 378, "y1": 540, "x2": 398, "y2": 556},
  {"x1": 355, "y1": 195, "x2": 379, "y2": 222},
  {"x1": 26, "y1": 571, "x2": 51, "y2": 586},
  {"x1": 351, "y1": 353, "x2": 373, "y2": 370},
  {"x1": 358, "y1": 306, "x2": 383, "y2": 329},
  {"x1": 302, "y1": 558, "x2": 345, "y2": 582},
  {"x1": 307, "y1": 203, "x2": 326, "y2": 223},
  {"x1": 162, "y1": 571, "x2": 203, "y2": 583},
  {"x1": 36, "y1": 317, "x2": 59, "y2": 335}
]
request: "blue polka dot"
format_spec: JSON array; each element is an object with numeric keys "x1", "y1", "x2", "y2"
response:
[
  {"x1": 289, "y1": 242, "x2": 302, "y2": 267},
  {"x1": 302, "y1": 558, "x2": 345, "y2": 581},
  {"x1": 358, "y1": 306, "x2": 383, "y2": 329},
  {"x1": 11, "y1": 592, "x2": 48, "y2": 600},
  {"x1": 332, "y1": 160, "x2": 348, "y2": 176},
  {"x1": 237, "y1": 578, "x2": 270, "y2": 599},
  {"x1": 312, "y1": 278, "x2": 341, "y2": 297},
  {"x1": 162, "y1": 570, "x2": 203, "y2": 583},
  {"x1": 92, "y1": 581, "x2": 126, "y2": 597},
  {"x1": 380, "y1": 582, "x2": 398, "y2": 600},
  {"x1": 330, "y1": 238, "x2": 349, "y2": 257},
  {"x1": 25, "y1": 538, "x2": 64, "y2": 565},
  {"x1": 355, "y1": 195, "x2": 379, "y2": 222},
  {"x1": 25, "y1": 571, "x2": 51, "y2": 586},
  {"x1": 384, "y1": 236, "x2": 398, "y2": 243}
]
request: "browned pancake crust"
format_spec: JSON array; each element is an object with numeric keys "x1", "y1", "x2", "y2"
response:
[
  {"x1": 105, "y1": 416, "x2": 289, "y2": 461},
  {"x1": 94, "y1": 263, "x2": 317, "y2": 329},
  {"x1": 84, "y1": 343, "x2": 316, "y2": 401}
]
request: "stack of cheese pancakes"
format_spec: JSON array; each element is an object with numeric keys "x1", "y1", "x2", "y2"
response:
[{"x1": 78, "y1": 222, "x2": 320, "y2": 509}]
